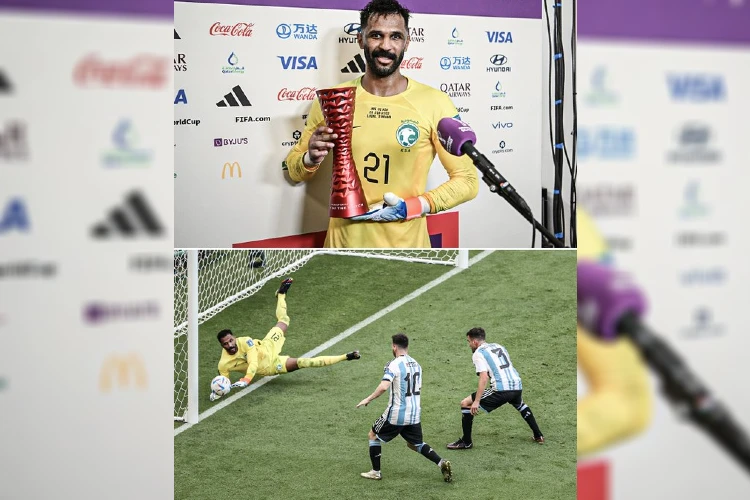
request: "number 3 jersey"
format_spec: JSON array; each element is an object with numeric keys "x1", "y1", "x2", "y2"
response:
[
  {"x1": 382, "y1": 354, "x2": 422, "y2": 426},
  {"x1": 285, "y1": 76, "x2": 479, "y2": 248},
  {"x1": 472, "y1": 343, "x2": 523, "y2": 392}
]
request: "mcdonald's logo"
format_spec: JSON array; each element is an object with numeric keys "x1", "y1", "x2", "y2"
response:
[
  {"x1": 222, "y1": 161, "x2": 242, "y2": 179},
  {"x1": 99, "y1": 353, "x2": 147, "y2": 392}
]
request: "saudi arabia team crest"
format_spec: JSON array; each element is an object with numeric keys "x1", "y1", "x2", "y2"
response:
[{"x1": 396, "y1": 121, "x2": 420, "y2": 150}]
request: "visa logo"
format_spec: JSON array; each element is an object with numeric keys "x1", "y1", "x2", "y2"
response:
[
  {"x1": 578, "y1": 127, "x2": 636, "y2": 159},
  {"x1": 278, "y1": 56, "x2": 318, "y2": 70},
  {"x1": 0, "y1": 198, "x2": 30, "y2": 233},
  {"x1": 486, "y1": 31, "x2": 513, "y2": 43},
  {"x1": 667, "y1": 74, "x2": 726, "y2": 101},
  {"x1": 174, "y1": 89, "x2": 187, "y2": 104},
  {"x1": 492, "y1": 122, "x2": 513, "y2": 129}
]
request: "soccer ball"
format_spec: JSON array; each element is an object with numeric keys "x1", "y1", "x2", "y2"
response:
[{"x1": 210, "y1": 375, "x2": 231, "y2": 396}]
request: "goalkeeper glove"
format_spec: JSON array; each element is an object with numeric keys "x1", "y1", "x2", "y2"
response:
[
  {"x1": 209, "y1": 391, "x2": 222, "y2": 402},
  {"x1": 350, "y1": 192, "x2": 429, "y2": 222},
  {"x1": 231, "y1": 377, "x2": 251, "y2": 389}
]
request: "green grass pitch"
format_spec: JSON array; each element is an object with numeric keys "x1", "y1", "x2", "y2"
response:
[{"x1": 175, "y1": 250, "x2": 577, "y2": 499}]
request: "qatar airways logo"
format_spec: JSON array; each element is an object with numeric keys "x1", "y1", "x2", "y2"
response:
[
  {"x1": 278, "y1": 87, "x2": 317, "y2": 101},
  {"x1": 73, "y1": 54, "x2": 169, "y2": 89},
  {"x1": 210, "y1": 22, "x2": 254, "y2": 37},
  {"x1": 400, "y1": 57, "x2": 423, "y2": 70}
]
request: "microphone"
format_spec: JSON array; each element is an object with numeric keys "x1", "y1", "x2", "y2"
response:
[
  {"x1": 577, "y1": 261, "x2": 750, "y2": 473},
  {"x1": 437, "y1": 117, "x2": 531, "y2": 216}
]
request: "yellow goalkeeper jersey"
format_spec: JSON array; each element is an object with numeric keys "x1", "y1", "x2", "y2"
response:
[
  {"x1": 285, "y1": 76, "x2": 479, "y2": 248},
  {"x1": 217, "y1": 336, "x2": 273, "y2": 381}
]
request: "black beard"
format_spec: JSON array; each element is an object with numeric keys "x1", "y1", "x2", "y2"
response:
[{"x1": 364, "y1": 47, "x2": 404, "y2": 77}]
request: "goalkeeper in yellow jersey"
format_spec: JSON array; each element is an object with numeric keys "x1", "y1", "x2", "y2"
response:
[
  {"x1": 577, "y1": 209, "x2": 653, "y2": 456},
  {"x1": 209, "y1": 277, "x2": 361, "y2": 401},
  {"x1": 284, "y1": 0, "x2": 479, "y2": 248}
]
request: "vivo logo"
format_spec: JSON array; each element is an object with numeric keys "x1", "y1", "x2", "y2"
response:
[
  {"x1": 492, "y1": 122, "x2": 513, "y2": 129},
  {"x1": 278, "y1": 56, "x2": 318, "y2": 70}
]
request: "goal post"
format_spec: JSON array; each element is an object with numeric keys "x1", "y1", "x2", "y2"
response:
[{"x1": 173, "y1": 249, "x2": 469, "y2": 423}]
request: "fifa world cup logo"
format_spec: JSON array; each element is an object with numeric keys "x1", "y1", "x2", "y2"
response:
[{"x1": 316, "y1": 87, "x2": 368, "y2": 218}]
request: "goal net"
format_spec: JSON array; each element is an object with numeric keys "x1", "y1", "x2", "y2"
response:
[{"x1": 174, "y1": 249, "x2": 467, "y2": 423}]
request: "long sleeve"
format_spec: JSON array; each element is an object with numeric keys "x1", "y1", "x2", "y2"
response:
[
  {"x1": 284, "y1": 97, "x2": 326, "y2": 183},
  {"x1": 423, "y1": 130, "x2": 479, "y2": 213},
  {"x1": 244, "y1": 347, "x2": 259, "y2": 382}
]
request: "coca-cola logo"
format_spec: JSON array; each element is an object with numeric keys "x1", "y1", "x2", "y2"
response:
[
  {"x1": 210, "y1": 22, "x2": 254, "y2": 37},
  {"x1": 73, "y1": 54, "x2": 169, "y2": 89},
  {"x1": 277, "y1": 87, "x2": 317, "y2": 101},
  {"x1": 400, "y1": 57, "x2": 424, "y2": 70}
]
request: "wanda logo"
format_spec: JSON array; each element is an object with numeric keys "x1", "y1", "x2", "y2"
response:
[
  {"x1": 73, "y1": 54, "x2": 169, "y2": 88},
  {"x1": 210, "y1": 22, "x2": 254, "y2": 37},
  {"x1": 277, "y1": 87, "x2": 317, "y2": 101},
  {"x1": 400, "y1": 57, "x2": 423, "y2": 69}
]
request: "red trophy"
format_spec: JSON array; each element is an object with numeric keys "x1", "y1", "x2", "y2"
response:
[{"x1": 316, "y1": 87, "x2": 368, "y2": 218}]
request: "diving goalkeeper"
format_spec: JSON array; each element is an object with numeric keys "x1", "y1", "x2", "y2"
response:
[{"x1": 210, "y1": 277, "x2": 361, "y2": 401}]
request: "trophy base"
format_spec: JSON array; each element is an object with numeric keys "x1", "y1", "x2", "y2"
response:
[{"x1": 329, "y1": 200, "x2": 368, "y2": 219}]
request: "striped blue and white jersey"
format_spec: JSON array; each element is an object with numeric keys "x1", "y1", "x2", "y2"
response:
[
  {"x1": 381, "y1": 355, "x2": 422, "y2": 425},
  {"x1": 472, "y1": 342, "x2": 523, "y2": 392}
]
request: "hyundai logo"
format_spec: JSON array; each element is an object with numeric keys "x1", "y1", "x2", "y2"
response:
[
  {"x1": 344, "y1": 22, "x2": 361, "y2": 35},
  {"x1": 490, "y1": 54, "x2": 508, "y2": 66},
  {"x1": 276, "y1": 24, "x2": 292, "y2": 39},
  {"x1": 439, "y1": 57, "x2": 451, "y2": 70}
]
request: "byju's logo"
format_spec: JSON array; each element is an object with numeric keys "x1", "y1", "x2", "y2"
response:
[
  {"x1": 491, "y1": 140, "x2": 513, "y2": 154},
  {"x1": 174, "y1": 53, "x2": 187, "y2": 72},
  {"x1": 216, "y1": 85, "x2": 251, "y2": 107},
  {"x1": 84, "y1": 300, "x2": 160, "y2": 324},
  {"x1": 276, "y1": 23, "x2": 318, "y2": 40},
  {"x1": 491, "y1": 122, "x2": 513, "y2": 129},
  {"x1": 448, "y1": 27, "x2": 463, "y2": 46},
  {"x1": 281, "y1": 130, "x2": 302, "y2": 147},
  {"x1": 667, "y1": 74, "x2": 726, "y2": 102},
  {"x1": 101, "y1": 119, "x2": 152, "y2": 167},
  {"x1": 222, "y1": 52, "x2": 245, "y2": 74},
  {"x1": 214, "y1": 137, "x2": 248, "y2": 147},
  {"x1": 341, "y1": 54, "x2": 367, "y2": 73},
  {"x1": 578, "y1": 127, "x2": 636, "y2": 160},
  {"x1": 487, "y1": 54, "x2": 511, "y2": 73},
  {"x1": 0, "y1": 122, "x2": 28, "y2": 160},
  {"x1": 492, "y1": 81, "x2": 506, "y2": 98},
  {"x1": 440, "y1": 82, "x2": 470, "y2": 98},
  {"x1": 174, "y1": 88, "x2": 187, "y2": 104},
  {"x1": 667, "y1": 123, "x2": 721, "y2": 164},
  {"x1": 339, "y1": 23, "x2": 361, "y2": 43},
  {"x1": 0, "y1": 69, "x2": 13, "y2": 94},
  {"x1": 91, "y1": 191, "x2": 165, "y2": 238},
  {"x1": 278, "y1": 56, "x2": 318, "y2": 70},
  {"x1": 439, "y1": 56, "x2": 471, "y2": 70},
  {"x1": 0, "y1": 198, "x2": 30, "y2": 234},
  {"x1": 486, "y1": 31, "x2": 513, "y2": 43}
]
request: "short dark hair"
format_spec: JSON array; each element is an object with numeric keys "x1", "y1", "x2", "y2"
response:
[
  {"x1": 217, "y1": 329, "x2": 233, "y2": 342},
  {"x1": 392, "y1": 333, "x2": 409, "y2": 349},
  {"x1": 360, "y1": 0, "x2": 410, "y2": 30},
  {"x1": 466, "y1": 327, "x2": 486, "y2": 341}
]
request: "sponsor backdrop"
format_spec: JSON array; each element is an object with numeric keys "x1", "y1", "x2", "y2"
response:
[
  {"x1": 0, "y1": 1, "x2": 173, "y2": 499},
  {"x1": 576, "y1": 1, "x2": 750, "y2": 498},
  {"x1": 174, "y1": 0, "x2": 545, "y2": 248}
]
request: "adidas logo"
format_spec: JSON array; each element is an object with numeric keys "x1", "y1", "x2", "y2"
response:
[
  {"x1": 91, "y1": 190, "x2": 165, "y2": 238},
  {"x1": 0, "y1": 70, "x2": 11, "y2": 94},
  {"x1": 174, "y1": 29, "x2": 181, "y2": 39},
  {"x1": 216, "y1": 85, "x2": 251, "y2": 107},
  {"x1": 341, "y1": 54, "x2": 366, "y2": 73}
]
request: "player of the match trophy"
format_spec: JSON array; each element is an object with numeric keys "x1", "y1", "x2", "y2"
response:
[{"x1": 316, "y1": 87, "x2": 368, "y2": 218}]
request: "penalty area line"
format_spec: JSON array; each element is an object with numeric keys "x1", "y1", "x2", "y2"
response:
[{"x1": 175, "y1": 249, "x2": 494, "y2": 437}]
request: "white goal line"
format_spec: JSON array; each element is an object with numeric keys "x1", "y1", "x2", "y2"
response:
[{"x1": 174, "y1": 249, "x2": 494, "y2": 437}]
